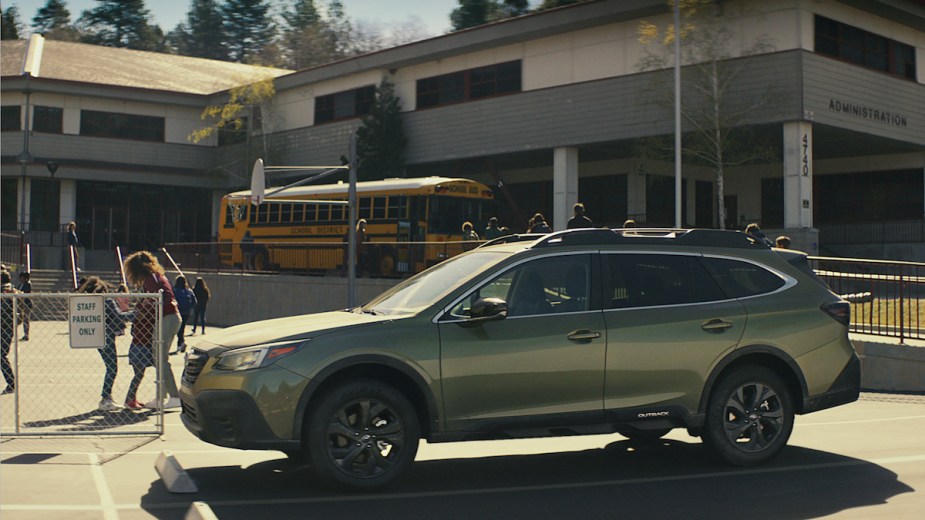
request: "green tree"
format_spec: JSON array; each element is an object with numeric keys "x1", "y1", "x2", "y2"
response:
[
  {"x1": 78, "y1": 0, "x2": 164, "y2": 50},
  {"x1": 356, "y1": 79, "x2": 407, "y2": 181},
  {"x1": 451, "y1": 0, "x2": 535, "y2": 31},
  {"x1": 169, "y1": 0, "x2": 227, "y2": 60},
  {"x1": 450, "y1": 0, "x2": 498, "y2": 31},
  {"x1": 1, "y1": 4, "x2": 22, "y2": 40},
  {"x1": 221, "y1": 0, "x2": 275, "y2": 63},
  {"x1": 283, "y1": 0, "x2": 320, "y2": 31},
  {"x1": 32, "y1": 0, "x2": 70, "y2": 32},
  {"x1": 637, "y1": 0, "x2": 777, "y2": 229}
]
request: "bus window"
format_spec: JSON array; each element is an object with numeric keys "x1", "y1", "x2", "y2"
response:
[
  {"x1": 282, "y1": 203, "x2": 293, "y2": 223},
  {"x1": 373, "y1": 196, "x2": 387, "y2": 219},
  {"x1": 360, "y1": 197, "x2": 372, "y2": 220},
  {"x1": 389, "y1": 196, "x2": 407, "y2": 220},
  {"x1": 305, "y1": 204, "x2": 317, "y2": 223},
  {"x1": 224, "y1": 202, "x2": 235, "y2": 228},
  {"x1": 331, "y1": 204, "x2": 344, "y2": 221}
]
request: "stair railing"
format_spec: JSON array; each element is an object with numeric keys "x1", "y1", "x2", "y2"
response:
[
  {"x1": 68, "y1": 245, "x2": 78, "y2": 290},
  {"x1": 115, "y1": 246, "x2": 127, "y2": 287}
]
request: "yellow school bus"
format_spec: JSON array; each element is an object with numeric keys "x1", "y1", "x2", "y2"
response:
[{"x1": 218, "y1": 177, "x2": 495, "y2": 275}]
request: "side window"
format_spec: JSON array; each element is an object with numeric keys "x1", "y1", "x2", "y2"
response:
[
  {"x1": 700, "y1": 257, "x2": 786, "y2": 298},
  {"x1": 604, "y1": 254, "x2": 726, "y2": 309},
  {"x1": 448, "y1": 255, "x2": 591, "y2": 318}
]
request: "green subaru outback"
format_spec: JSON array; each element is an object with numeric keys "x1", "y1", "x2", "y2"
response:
[{"x1": 180, "y1": 229, "x2": 859, "y2": 489}]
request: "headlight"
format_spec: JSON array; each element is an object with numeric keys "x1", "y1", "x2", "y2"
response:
[{"x1": 214, "y1": 341, "x2": 304, "y2": 371}]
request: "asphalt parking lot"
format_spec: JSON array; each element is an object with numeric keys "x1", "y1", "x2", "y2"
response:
[{"x1": 2, "y1": 389, "x2": 924, "y2": 520}]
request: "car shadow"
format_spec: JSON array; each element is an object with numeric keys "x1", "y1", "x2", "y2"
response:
[{"x1": 138, "y1": 438, "x2": 915, "y2": 520}]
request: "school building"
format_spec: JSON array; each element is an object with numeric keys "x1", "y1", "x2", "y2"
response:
[{"x1": 2, "y1": 0, "x2": 923, "y2": 265}]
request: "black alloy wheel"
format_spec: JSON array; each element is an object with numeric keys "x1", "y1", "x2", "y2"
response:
[
  {"x1": 306, "y1": 379, "x2": 420, "y2": 489},
  {"x1": 703, "y1": 366, "x2": 794, "y2": 466}
]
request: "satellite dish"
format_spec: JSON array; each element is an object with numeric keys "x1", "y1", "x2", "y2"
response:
[{"x1": 251, "y1": 159, "x2": 265, "y2": 205}]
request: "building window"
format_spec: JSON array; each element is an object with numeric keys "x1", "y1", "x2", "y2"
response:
[
  {"x1": 1, "y1": 178, "x2": 18, "y2": 230},
  {"x1": 218, "y1": 117, "x2": 248, "y2": 146},
  {"x1": 815, "y1": 15, "x2": 916, "y2": 80},
  {"x1": 416, "y1": 61, "x2": 522, "y2": 109},
  {"x1": 33, "y1": 106, "x2": 63, "y2": 134},
  {"x1": 80, "y1": 109, "x2": 165, "y2": 142},
  {"x1": 315, "y1": 85, "x2": 376, "y2": 124},
  {"x1": 1, "y1": 105, "x2": 20, "y2": 131}
]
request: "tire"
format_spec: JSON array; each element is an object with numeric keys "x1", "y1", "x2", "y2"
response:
[
  {"x1": 305, "y1": 379, "x2": 420, "y2": 489},
  {"x1": 703, "y1": 366, "x2": 794, "y2": 466},
  {"x1": 377, "y1": 251, "x2": 396, "y2": 277}
]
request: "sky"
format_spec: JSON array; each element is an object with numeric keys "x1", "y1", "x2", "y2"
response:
[{"x1": 7, "y1": 0, "x2": 466, "y2": 37}]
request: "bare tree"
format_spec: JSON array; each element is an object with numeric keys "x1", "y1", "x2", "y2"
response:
[{"x1": 637, "y1": 0, "x2": 778, "y2": 229}]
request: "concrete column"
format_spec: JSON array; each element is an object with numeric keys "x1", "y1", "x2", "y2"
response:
[
  {"x1": 18, "y1": 177, "x2": 31, "y2": 230},
  {"x1": 59, "y1": 179, "x2": 77, "y2": 227},
  {"x1": 783, "y1": 121, "x2": 813, "y2": 229},
  {"x1": 553, "y1": 147, "x2": 578, "y2": 231}
]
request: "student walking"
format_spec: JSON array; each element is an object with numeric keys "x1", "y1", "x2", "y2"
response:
[
  {"x1": 17, "y1": 271, "x2": 31, "y2": 341},
  {"x1": 77, "y1": 277, "x2": 132, "y2": 411},
  {"x1": 191, "y1": 277, "x2": 211, "y2": 335},
  {"x1": 173, "y1": 275, "x2": 196, "y2": 352},
  {"x1": 122, "y1": 251, "x2": 182, "y2": 410},
  {"x1": 1, "y1": 271, "x2": 17, "y2": 395}
]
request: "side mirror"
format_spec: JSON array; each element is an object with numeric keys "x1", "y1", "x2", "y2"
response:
[{"x1": 459, "y1": 297, "x2": 507, "y2": 327}]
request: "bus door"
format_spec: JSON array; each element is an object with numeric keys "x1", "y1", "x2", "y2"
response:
[{"x1": 396, "y1": 221, "x2": 411, "y2": 274}]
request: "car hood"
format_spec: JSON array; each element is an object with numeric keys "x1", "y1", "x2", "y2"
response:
[{"x1": 193, "y1": 310, "x2": 395, "y2": 350}]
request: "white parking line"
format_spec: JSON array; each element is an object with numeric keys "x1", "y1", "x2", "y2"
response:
[
  {"x1": 88, "y1": 453, "x2": 119, "y2": 520},
  {"x1": 798, "y1": 414, "x2": 925, "y2": 426},
  {"x1": 5, "y1": 453, "x2": 925, "y2": 513}
]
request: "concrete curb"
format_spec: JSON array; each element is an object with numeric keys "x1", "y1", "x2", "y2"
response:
[
  {"x1": 156, "y1": 450, "x2": 199, "y2": 493},
  {"x1": 185, "y1": 501, "x2": 219, "y2": 520},
  {"x1": 855, "y1": 339, "x2": 925, "y2": 393}
]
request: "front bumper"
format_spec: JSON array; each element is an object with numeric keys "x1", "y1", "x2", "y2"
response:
[
  {"x1": 803, "y1": 352, "x2": 861, "y2": 414},
  {"x1": 180, "y1": 389, "x2": 300, "y2": 452}
]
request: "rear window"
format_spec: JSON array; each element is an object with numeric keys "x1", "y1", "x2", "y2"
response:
[{"x1": 700, "y1": 257, "x2": 786, "y2": 298}]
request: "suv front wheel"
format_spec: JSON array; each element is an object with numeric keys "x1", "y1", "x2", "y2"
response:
[
  {"x1": 703, "y1": 366, "x2": 794, "y2": 466},
  {"x1": 305, "y1": 379, "x2": 420, "y2": 489}
]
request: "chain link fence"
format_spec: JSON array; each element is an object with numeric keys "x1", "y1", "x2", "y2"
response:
[{"x1": 1, "y1": 292, "x2": 166, "y2": 436}]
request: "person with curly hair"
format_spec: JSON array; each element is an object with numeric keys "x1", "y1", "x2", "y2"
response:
[{"x1": 122, "y1": 251, "x2": 182, "y2": 410}]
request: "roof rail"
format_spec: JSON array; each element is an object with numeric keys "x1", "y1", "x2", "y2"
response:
[
  {"x1": 532, "y1": 228, "x2": 769, "y2": 249},
  {"x1": 477, "y1": 233, "x2": 546, "y2": 248}
]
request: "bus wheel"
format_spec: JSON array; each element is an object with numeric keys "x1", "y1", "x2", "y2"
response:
[{"x1": 378, "y1": 252, "x2": 396, "y2": 276}]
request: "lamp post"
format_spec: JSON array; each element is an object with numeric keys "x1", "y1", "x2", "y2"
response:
[{"x1": 18, "y1": 34, "x2": 45, "y2": 234}]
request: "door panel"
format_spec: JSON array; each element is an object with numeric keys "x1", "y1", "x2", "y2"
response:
[
  {"x1": 602, "y1": 253, "x2": 747, "y2": 412},
  {"x1": 439, "y1": 254, "x2": 605, "y2": 431}
]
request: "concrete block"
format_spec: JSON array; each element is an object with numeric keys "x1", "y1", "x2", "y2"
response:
[
  {"x1": 185, "y1": 501, "x2": 219, "y2": 520},
  {"x1": 156, "y1": 450, "x2": 199, "y2": 493},
  {"x1": 855, "y1": 340, "x2": 925, "y2": 393}
]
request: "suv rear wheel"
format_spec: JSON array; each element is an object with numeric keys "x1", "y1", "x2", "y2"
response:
[
  {"x1": 305, "y1": 379, "x2": 420, "y2": 489},
  {"x1": 703, "y1": 366, "x2": 794, "y2": 466}
]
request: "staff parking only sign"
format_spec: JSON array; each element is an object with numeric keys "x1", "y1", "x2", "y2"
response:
[{"x1": 69, "y1": 295, "x2": 106, "y2": 349}]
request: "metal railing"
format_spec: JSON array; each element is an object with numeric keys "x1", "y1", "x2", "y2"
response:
[
  {"x1": 164, "y1": 240, "x2": 483, "y2": 278},
  {"x1": 1, "y1": 232, "x2": 23, "y2": 270},
  {"x1": 810, "y1": 256, "x2": 924, "y2": 342}
]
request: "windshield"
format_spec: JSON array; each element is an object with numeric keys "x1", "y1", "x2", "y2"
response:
[
  {"x1": 362, "y1": 251, "x2": 506, "y2": 316},
  {"x1": 428, "y1": 196, "x2": 491, "y2": 235}
]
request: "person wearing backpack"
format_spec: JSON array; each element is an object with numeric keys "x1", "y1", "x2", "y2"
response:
[{"x1": 173, "y1": 275, "x2": 197, "y2": 353}]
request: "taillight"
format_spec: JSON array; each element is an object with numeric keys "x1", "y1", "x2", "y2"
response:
[{"x1": 822, "y1": 301, "x2": 850, "y2": 326}]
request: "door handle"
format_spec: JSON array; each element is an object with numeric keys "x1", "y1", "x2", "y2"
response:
[
  {"x1": 702, "y1": 319, "x2": 734, "y2": 332},
  {"x1": 567, "y1": 330, "x2": 602, "y2": 342}
]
